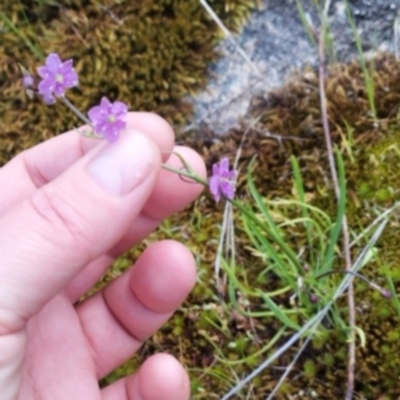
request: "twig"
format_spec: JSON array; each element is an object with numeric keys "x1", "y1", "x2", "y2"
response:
[
  {"x1": 214, "y1": 202, "x2": 234, "y2": 293},
  {"x1": 395, "y1": 10, "x2": 400, "y2": 60},
  {"x1": 314, "y1": 3, "x2": 356, "y2": 398},
  {"x1": 349, "y1": 203, "x2": 399, "y2": 248},
  {"x1": 97, "y1": 2, "x2": 125, "y2": 25},
  {"x1": 252, "y1": 127, "x2": 310, "y2": 143},
  {"x1": 265, "y1": 335, "x2": 312, "y2": 400}
]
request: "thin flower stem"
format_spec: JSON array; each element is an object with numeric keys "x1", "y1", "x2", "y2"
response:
[
  {"x1": 60, "y1": 97, "x2": 105, "y2": 140},
  {"x1": 315, "y1": 4, "x2": 356, "y2": 398},
  {"x1": 160, "y1": 163, "x2": 208, "y2": 186},
  {"x1": 60, "y1": 97, "x2": 92, "y2": 125}
]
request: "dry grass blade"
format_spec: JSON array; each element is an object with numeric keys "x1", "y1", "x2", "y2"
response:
[{"x1": 199, "y1": 0, "x2": 261, "y2": 76}]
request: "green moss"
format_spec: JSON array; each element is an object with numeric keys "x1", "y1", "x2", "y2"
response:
[
  {"x1": 303, "y1": 359, "x2": 317, "y2": 378},
  {"x1": 0, "y1": 0, "x2": 259, "y2": 165},
  {"x1": 323, "y1": 353, "x2": 334, "y2": 367}
]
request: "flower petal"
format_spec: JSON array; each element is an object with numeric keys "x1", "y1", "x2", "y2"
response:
[
  {"x1": 111, "y1": 101, "x2": 128, "y2": 116},
  {"x1": 209, "y1": 158, "x2": 236, "y2": 203},
  {"x1": 100, "y1": 96, "x2": 112, "y2": 110},
  {"x1": 38, "y1": 77, "x2": 56, "y2": 96},
  {"x1": 63, "y1": 71, "x2": 79, "y2": 88},
  {"x1": 37, "y1": 66, "x2": 50, "y2": 79},
  {"x1": 22, "y1": 74, "x2": 34, "y2": 88},
  {"x1": 59, "y1": 59, "x2": 74, "y2": 74},
  {"x1": 219, "y1": 157, "x2": 230, "y2": 173},
  {"x1": 45, "y1": 53, "x2": 62, "y2": 73},
  {"x1": 42, "y1": 93, "x2": 56, "y2": 105},
  {"x1": 209, "y1": 175, "x2": 220, "y2": 191},
  {"x1": 53, "y1": 83, "x2": 66, "y2": 97},
  {"x1": 88, "y1": 105, "x2": 104, "y2": 122}
]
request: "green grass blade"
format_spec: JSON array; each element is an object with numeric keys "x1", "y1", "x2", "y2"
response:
[
  {"x1": 0, "y1": 10, "x2": 43, "y2": 60},
  {"x1": 290, "y1": 155, "x2": 315, "y2": 265},
  {"x1": 295, "y1": 0, "x2": 317, "y2": 47},
  {"x1": 241, "y1": 210, "x2": 298, "y2": 286},
  {"x1": 243, "y1": 159, "x2": 301, "y2": 271},
  {"x1": 256, "y1": 289, "x2": 301, "y2": 331},
  {"x1": 344, "y1": 0, "x2": 376, "y2": 121}
]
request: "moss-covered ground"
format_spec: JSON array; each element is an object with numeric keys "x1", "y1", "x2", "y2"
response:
[
  {"x1": 1, "y1": 1, "x2": 400, "y2": 398},
  {"x1": 0, "y1": 0, "x2": 258, "y2": 164}
]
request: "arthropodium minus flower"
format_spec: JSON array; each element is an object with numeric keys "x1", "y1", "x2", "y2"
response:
[
  {"x1": 88, "y1": 97, "x2": 128, "y2": 142},
  {"x1": 381, "y1": 288, "x2": 392, "y2": 299},
  {"x1": 22, "y1": 74, "x2": 35, "y2": 100},
  {"x1": 209, "y1": 157, "x2": 236, "y2": 202},
  {"x1": 309, "y1": 293, "x2": 318, "y2": 304},
  {"x1": 22, "y1": 74, "x2": 34, "y2": 88},
  {"x1": 37, "y1": 53, "x2": 78, "y2": 103}
]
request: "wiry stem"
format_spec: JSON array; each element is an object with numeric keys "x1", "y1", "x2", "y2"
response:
[
  {"x1": 315, "y1": 270, "x2": 392, "y2": 299},
  {"x1": 60, "y1": 97, "x2": 91, "y2": 125},
  {"x1": 315, "y1": 5, "x2": 356, "y2": 398}
]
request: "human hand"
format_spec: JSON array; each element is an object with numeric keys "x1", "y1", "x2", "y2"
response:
[{"x1": 0, "y1": 113, "x2": 205, "y2": 400}]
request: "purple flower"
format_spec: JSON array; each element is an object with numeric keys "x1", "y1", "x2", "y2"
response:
[
  {"x1": 42, "y1": 94, "x2": 56, "y2": 105},
  {"x1": 309, "y1": 293, "x2": 319, "y2": 304},
  {"x1": 88, "y1": 97, "x2": 128, "y2": 142},
  {"x1": 209, "y1": 157, "x2": 236, "y2": 202},
  {"x1": 22, "y1": 74, "x2": 35, "y2": 100},
  {"x1": 22, "y1": 74, "x2": 34, "y2": 88},
  {"x1": 37, "y1": 53, "x2": 78, "y2": 100},
  {"x1": 381, "y1": 289, "x2": 392, "y2": 299}
]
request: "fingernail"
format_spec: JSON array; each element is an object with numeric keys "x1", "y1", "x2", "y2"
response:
[{"x1": 86, "y1": 130, "x2": 157, "y2": 196}]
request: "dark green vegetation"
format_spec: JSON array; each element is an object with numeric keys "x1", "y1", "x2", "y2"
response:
[{"x1": 1, "y1": 1, "x2": 400, "y2": 398}]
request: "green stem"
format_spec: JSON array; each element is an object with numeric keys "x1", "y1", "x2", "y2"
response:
[{"x1": 161, "y1": 163, "x2": 208, "y2": 186}]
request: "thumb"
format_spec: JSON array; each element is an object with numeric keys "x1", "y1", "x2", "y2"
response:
[{"x1": 0, "y1": 129, "x2": 161, "y2": 333}]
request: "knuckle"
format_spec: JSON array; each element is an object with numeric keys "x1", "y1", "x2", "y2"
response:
[{"x1": 29, "y1": 186, "x2": 94, "y2": 257}]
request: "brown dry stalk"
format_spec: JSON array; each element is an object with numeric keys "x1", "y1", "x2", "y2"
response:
[{"x1": 316, "y1": 19, "x2": 356, "y2": 400}]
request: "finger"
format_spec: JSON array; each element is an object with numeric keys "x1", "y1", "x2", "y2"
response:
[
  {"x1": 0, "y1": 129, "x2": 161, "y2": 333},
  {"x1": 104, "y1": 145, "x2": 206, "y2": 255},
  {"x1": 75, "y1": 241, "x2": 196, "y2": 378},
  {"x1": 65, "y1": 146, "x2": 205, "y2": 302},
  {"x1": 101, "y1": 354, "x2": 190, "y2": 400},
  {"x1": 0, "y1": 112, "x2": 174, "y2": 216}
]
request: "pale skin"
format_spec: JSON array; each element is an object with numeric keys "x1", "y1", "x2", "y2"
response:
[{"x1": 0, "y1": 112, "x2": 206, "y2": 400}]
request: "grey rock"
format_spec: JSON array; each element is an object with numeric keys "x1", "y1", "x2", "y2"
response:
[{"x1": 186, "y1": 0, "x2": 400, "y2": 135}]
